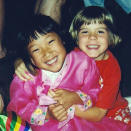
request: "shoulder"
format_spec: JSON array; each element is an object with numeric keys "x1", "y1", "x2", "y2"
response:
[
  {"x1": 10, "y1": 73, "x2": 41, "y2": 98},
  {"x1": 108, "y1": 51, "x2": 121, "y2": 71},
  {"x1": 67, "y1": 50, "x2": 98, "y2": 72},
  {"x1": 68, "y1": 50, "x2": 95, "y2": 63},
  {"x1": 97, "y1": 50, "x2": 121, "y2": 71},
  {"x1": 10, "y1": 75, "x2": 31, "y2": 93},
  {"x1": 11, "y1": 70, "x2": 42, "y2": 89},
  {"x1": 97, "y1": 50, "x2": 121, "y2": 81},
  {"x1": 11, "y1": 75, "x2": 25, "y2": 86},
  {"x1": 108, "y1": 51, "x2": 119, "y2": 63}
]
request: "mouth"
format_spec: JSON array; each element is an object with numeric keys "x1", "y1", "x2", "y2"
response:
[
  {"x1": 45, "y1": 56, "x2": 58, "y2": 65},
  {"x1": 86, "y1": 45, "x2": 99, "y2": 49}
]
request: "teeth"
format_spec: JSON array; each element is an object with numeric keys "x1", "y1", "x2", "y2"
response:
[
  {"x1": 46, "y1": 57, "x2": 57, "y2": 65},
  {"x1": 87, "y1": 45, "x2": 98, "y2": 48}
]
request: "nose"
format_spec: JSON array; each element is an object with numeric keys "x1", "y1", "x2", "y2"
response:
[
  {"x1": 41, "y1": 48, "x2": 52, "y2": 59},
  {"x1": 88, "y1": 32, "x2": 97, "y2": 40},
  {"x1": 44, "y1": 52, "x2": 50, "y2": 58}
]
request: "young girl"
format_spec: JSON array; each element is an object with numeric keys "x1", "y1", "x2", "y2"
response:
[
  {"x1": 7, "y1": 14, "x2": 103, "y2": 131},
  {"x1": 69, "y1": 6, "x2": 131, "y2": 125}
]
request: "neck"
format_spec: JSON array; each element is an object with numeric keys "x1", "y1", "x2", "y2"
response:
[{"x1": 95, "y1": 51, "x2": 109, "y2": 61}]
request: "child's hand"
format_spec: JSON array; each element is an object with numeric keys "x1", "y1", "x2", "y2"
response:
[
  {"x1": 14, "y1": 58, "x2": 33, "y2": 81},
  {"x1": 0, "y1": 94, "x2": 4, "y2": 113},
  {"x1": 52, "y1": 89, "x2": 83, "y2": 110},
  {"x1": 49, "y1": 103, "x2": 68, "y2": 122}
]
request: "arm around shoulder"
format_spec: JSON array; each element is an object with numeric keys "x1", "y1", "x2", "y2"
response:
[{"x1": 74, "y1": 105, "x2": 107, "y2": 122}]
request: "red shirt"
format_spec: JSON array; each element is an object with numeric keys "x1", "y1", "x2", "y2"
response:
[
  {"x1": 96, "y1": 50, "x2": 128, "y2": 117},
  {"x1": 74, "y1": 48, "x2": 128, "y2": 117}
]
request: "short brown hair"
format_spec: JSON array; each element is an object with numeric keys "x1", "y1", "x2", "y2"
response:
[{"x1": 69, "y1": 6, "x2": 121, "y2": 46}]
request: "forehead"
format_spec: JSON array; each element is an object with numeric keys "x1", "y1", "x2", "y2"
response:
[
  {"x1": 28, "y1": 32, "x2": 59, "y2": 47},
  {"x1": 32, "y1": 32, "x2": 58, "y2": 41},
  {"x1": 80, "y1": 22, "x2": 107, "y2": 29}
]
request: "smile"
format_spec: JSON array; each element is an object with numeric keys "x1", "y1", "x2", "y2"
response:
[
  {"x1": 87, "y1": 45, "x2": 99, "y2": 49},
  {"x1": 46, "y1": 56, "x2": 58, "y2": 65}
]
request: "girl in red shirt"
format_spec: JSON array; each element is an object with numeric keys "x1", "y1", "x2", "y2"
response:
[{"x1": 69, "y1": 6, "x2": 131, "y2": 125}]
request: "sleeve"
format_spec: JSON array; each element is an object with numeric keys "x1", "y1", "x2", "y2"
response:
[
  {"x1": 7, "y1": 76, "x2": 47, "y2": 125},
  {"x1": 79, "y1": 57, "x2": 101, "y2": 108},
  {"x1": 96, "y1": 60, "x2": 121, "y2": 109},
  {"x1": 76, "y1": 90, "x2": 93, "y2": 110}
]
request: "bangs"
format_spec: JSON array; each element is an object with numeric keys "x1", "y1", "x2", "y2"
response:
[
  {"x1": 28, "y1": 28, "x2": 51, "y2": 44},
  {"x1": 78, "y1": 12, "x2": 113, "y2": 26},
  {"x1": 82, "y1": 17, "x2": 107, "y2": 25},
  {"x1": 28, "y1": 31, "x2": 46, "y2": 43}
]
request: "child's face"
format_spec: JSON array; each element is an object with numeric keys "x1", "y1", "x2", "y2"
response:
[
  {"x1": 78, "y1": 23, "x2": 109, "y2": 60},
  {"x1": 28, "y1": 32, "x2": 66, "y2": 72}
]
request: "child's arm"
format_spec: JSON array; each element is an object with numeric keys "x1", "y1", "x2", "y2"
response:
[
  {"x1": 74, "y1": 105, "x2": 107, "y2": 122},
  {"x1": 0, "y1": 94, "x2": 4, "y2": 113},
  {"x1": 14, "y1": 58, "x2": 33, "y2": 81},
  {"x1": 51, "y1": 89, "x2": 107, "y2": 122}
]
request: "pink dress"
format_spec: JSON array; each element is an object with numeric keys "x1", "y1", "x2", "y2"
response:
[{"x1": 7, "y1": 50, "x2": 130, "y2": 131}]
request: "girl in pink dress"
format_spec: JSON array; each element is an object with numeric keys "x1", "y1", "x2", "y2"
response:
[{"x1": 7, "y1": 14, "x2": 102, "y2": 131}]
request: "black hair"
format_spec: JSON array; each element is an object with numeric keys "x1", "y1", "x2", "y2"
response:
[{"x1": 17, "y1": 14, "x2": 74, "y2": 74}]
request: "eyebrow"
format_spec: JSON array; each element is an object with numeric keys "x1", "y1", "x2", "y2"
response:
[
  {"x1": 45, "y1": 35, "x2": 50, "y2": 39},
  {"x1": 28, "y1": 44, "x2": 37, "y2": 50},
  {"x1": 28, "y1": 33, "x2": 55, "y2": 49}
]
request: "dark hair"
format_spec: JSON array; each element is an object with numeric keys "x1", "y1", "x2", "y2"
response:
[
  {"x1": 17, "y1": 14, "x2": 74, "y2": 74},
  {"x1": 69, "y1": 6, "x2": 121, "y2": 46}
]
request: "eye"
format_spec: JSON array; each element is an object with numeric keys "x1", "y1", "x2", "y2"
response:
[
  {"x1": 79, "y1": 29, "x2": 89, "y2": 35},
  {"x1": 48, "y1": 39, "x2": 55, "y2": 45},
  {"x1": 98, "y1": 30, "x2": 104, "y2": 34},
  {"x1": 97, "y1": 29, "x2": 106, "y2": 35},
  {"x1": 81, "y1": 30, "x2": 88, "y2": 34},
  {"x1": 32, "y1": 48, "x2": 39, "y2": 53}
]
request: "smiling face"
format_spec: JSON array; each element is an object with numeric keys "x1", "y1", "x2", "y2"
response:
[
  {"x1": 78, "y1": 23, "x2": 109, "y2": 61},
  {"x1": 28, "y1": 32, "x2": 66, "y2": 72}
]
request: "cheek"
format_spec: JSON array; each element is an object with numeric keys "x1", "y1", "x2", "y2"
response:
[
  {"x1": 78, "y1": 37, "x2": 86, "y2": 46},
  {"x1": 57, "y1": 44, "x2": 66, "y2": 53},
  {"x1": 78, "y1": 34, "x2": 87, "y2": 41},
  {"x1": 101, "y1": 39, "x2": 109, "y2": 50},
  {"x1": 100, "y1": 36, "x2": 109, "y2": 43},
  {"x1": 31, "y1": 54, "x2": 41, "y2": 64},
  {"x1": 31, "y1": 53, "x2": 39, "y2": 60},
  {"x1": 104, "y1": 38, "x2": 109, "y2": 46}
]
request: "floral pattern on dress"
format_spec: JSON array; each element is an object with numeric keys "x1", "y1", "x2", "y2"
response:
[
  {"x1": 110, "y1": 106, "x2": 131, "y2": 124},
  {"x1": 30, "y1": 106, "x2": 47, "y2": 125},
  {"x1": 76, "y1": 90, "x2": 92, "y2": 110}
]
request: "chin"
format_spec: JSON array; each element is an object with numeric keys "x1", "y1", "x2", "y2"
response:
[
  {"x1": 87, "y1": 53, "x2": 99, "y2": 58},
  {"x1": 51, "y1": 67, "x2": 62, "y2": 72},
  {"x1": 87, "y1": 55, "x2": 96, "y2": 59}
]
